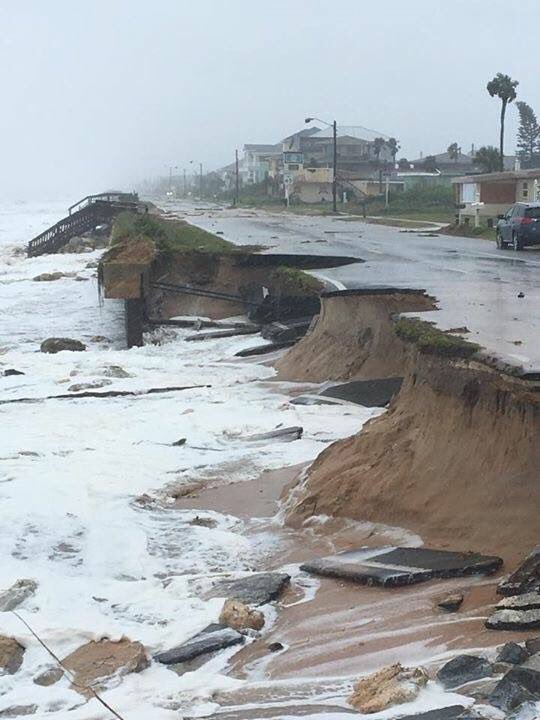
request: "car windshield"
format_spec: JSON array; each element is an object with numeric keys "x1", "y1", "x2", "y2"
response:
[{"x1": 525, "y1": 207, "x2": 540, "y2": 218}]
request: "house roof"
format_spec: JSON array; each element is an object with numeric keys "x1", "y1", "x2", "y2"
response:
[
  {"x1": 311, "y1": 125, "x2": 390, "y2": 142},
  {"x1": 243, "y1": 143, "x2": 282, "y2": 155},
  {"x1": 452, "y1": 168, "x2": 540, "y2": 184}
]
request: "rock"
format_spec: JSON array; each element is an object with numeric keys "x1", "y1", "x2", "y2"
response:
[
  {"x1": 496, "y1": 642, "x2": 530, "y2": 665},
  {"x1": 189, "y1": 516, "x2": 217, "y2": 529},
  {"x1": 172, "y1": 437, "x2": 187, "y2": 447},
  {"x1": 154, "y1": 623, "x2": 244, "y2": 665},
  {"x1": 33, "y1": 271, "x2": 65, "y2": 281},
  {"x1": 486, "y1": 609, "x2": 540, "y2": 631},
  {"x1": 268, "y1": 642, "x2": 284, "y2": 653},
  {"x1": 247, "y1": 426, "x2": 303, "y2": 442},
  {"x1": 348, "y1": 662, "x2": 429, "y2": 714},
  {"x1": 90, "y1": 336, "x2": 111, "y2": 344},
  {"x1": 301, "y1": 547, "x2": 503, "y2": 588},
  {"x1": 437, "y1": 592, "x2": 464, "y2": 612},
  {"x1": 490, "y1": 654, "x2": 540, "y2": 711},
  {"x1": 219, "y1": 599, "x2": 265, "y2": 632},
  {"x1": 436, "y1": 655, "x2": 493, "y2": 689},
  {"x1": 68, "y1": 379, "x2": 112, "y2": 393},
  {"x1": 85, "y1": 260, "x2": 99, "y2": 269},
  {"x1": 0, "y1": 706, "x2": 37, "y2": 718},
  {"x1": 525, "y1": 637, "x2": 540, "y2": 655},
  {"x1": 393, "y1": 708, "x2": 466, "y2": 720},
  {"x1": 0, "y1": 579, "x2": 38, "y2": 612},
  {"x1": 0, "y1": 636, "x2": 25, "y2": 674},
  {"x1": 40, "y1": 338, "x2": 86, "y2": 354},
  {"x1": 208, "y1": 573, "x2": 291, "y2": 605},
  {"x1": 497, "y1": 593, "x2": 540, "y2": 611},
  {"x1": 101, "y1": 365, "x2": 131, "y2": 378},
  {"x1": 33, "y1": 666, "x2": 64, "y2": 686},
  {"x1": 506, "y1": 701, "x2": 540, "y2": 719},
  {"x1": 61, "y1": 638, "x2": 148, "y2": 695},
  {"x1": 3, "y1": 369, "x2": 24, "y2": 377},
  {"x1": 498, "y1": 547, "x2": 540, "y2": 596}
]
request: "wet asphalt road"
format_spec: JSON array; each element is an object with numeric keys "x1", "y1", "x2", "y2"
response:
[{"x1": 165, "y1": 201, "x2": 540, "y2": 372}]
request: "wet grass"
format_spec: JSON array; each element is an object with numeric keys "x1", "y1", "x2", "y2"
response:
[
  {"x1": 394, "y1": 317, "x2": 481, "y2": 358},
  {"x1": 270, "y1": 266, "x2": 323, "y2": 296}
]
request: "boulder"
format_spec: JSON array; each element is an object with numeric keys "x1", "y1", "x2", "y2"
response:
[
  {"x1": 61, "y1": 638, "x2": 148, "y2": 696},
  {"x1": 437, "y1": 592, "x2": 464, "y2": 612},
  {"x1": 0, "y1": 579, "x2": 38, "y2": 612},
  {"x1": 219, "y1": 599, "x2": 265, "y2": 632},
  {"x1": 33, "y1": 272, "x2": 65, "y2": 282},
  {"x1": 490, "y1": 653, "x2": 540, "y2": 711},
  {"x1": 496, "y1": 642, "x2": 530, "y2": 666},
  {"x1": 68, "y1": 379, "x2": 112, "y2": 393},
  {"x1": 207, "y1": 573, "x2": 290, "y2": 606},
  {"x1": 348, "y1": 663, "x2": 429, "y2": 714},
  {"x1": 154, "y1": 623, "x2": 243, "y2": 665},
  {"x1": 0, "y1": 636, "x2": 25, "y2": 674},
  {"x1": 33, "y1": 666, "x2": 64, "y2": 686},
  {"x1": 436, "y1": 655, "x2": 493, "y2": 689},
  {"x1": 40, "y1": 338, "x2": 86, "y2": 354},
  {"x1": 0, "y1": 706, "x2": 36, "y2": 718},
  {"x1": 3, "y1": 369, "x2": 24, "y2": 377}
]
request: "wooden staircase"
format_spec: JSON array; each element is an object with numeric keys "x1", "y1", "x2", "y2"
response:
[{"x1": 27, "y1": 192, "x2": 141, "y2": 257}]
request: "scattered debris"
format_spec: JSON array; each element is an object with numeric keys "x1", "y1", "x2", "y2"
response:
[
  {"x1": 301, "y1": 547, "x2": 502, "y2": 587},
  {"x1": 40, "y1": 338, "x2": 86, "y2": 354},
  {"x1": 436, "y1": 655, "x2": 493, "y2": 689},
  {"x1": 498, "y1": 547, "x2": 540, "y2": 596},
  {"x1": 0, "y1": 705, "x2": 37, "y2": 717},
  {"x1": 33, "y1": 271, "x2": 67, "y2": 282},
  {"x1": 234, "y1": 341, "x2": 295, "y2": 357},
  {"x1": 348, "y1": 663, "x2": 429, "y2": 714},
  {"x1": 247, "y1": 426, "x2": 303, "y2": 442},
  {"x1": 0, "y1": 635, "x2": 25, "y2": 674},
  {"x1": 62, "y1": 638, "x2": 149, "y2": 696},
  {"x1": 261, "y1": 317, "x2": 312, "y2": 344},
  {"x1": 154, "y1": 623, "x2": 244, "y2": 665},
  {"x1": 207, "y1": 573, "x2": 291, "y2": 605},
  {"x1": 188, "y1": 516, "x2": 217, "y2": 529},
  {"x1": 267, "y1": 642, "x2": 284, "y2": 653},
  {"x1": 437, "y1": 591, "x2": 464, "y2": 613},
  {"x1": 517, "y1": 292, "x2": 525, "y2": 299},
  {"x1": 2, "y1": 369, "x2": 24, "y2": 377},
  {"x1": 0, "y1": 579, "x2": 38, "y2": 612},
  {"x1": 185, "y1": 326, "x2": 261, "y2": 342},
  {"x1": 0, "y1": 384, "x2": 209, "y2": 405},
  {"x1": 172, "y1": 438, "x2": 187, "y2": 447},
  {"x1": 219, "y1": 599, "x2": 265, "y2": 632},
  {"x1": 319, "y1": 377, "x2": 403, "y2": 407}
]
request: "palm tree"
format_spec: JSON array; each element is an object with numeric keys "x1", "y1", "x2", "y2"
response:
[
  {"x1": 372, "y1": 137, "x2": 386, "y2": 164},
  {"x1": 386, "y1": 137, "x2": 400, "y2": 165},
  {"x1": 447, "y1": 142, "x2": 461, "y2": 162},
  {"x1": 475, "y1": 146, "x2": 501, "y2": 173},
  {"x1": 487, "y1": 73, "x2": 519, "y2": 171}
]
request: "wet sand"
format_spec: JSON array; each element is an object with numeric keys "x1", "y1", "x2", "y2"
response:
[{"x1": 177, "y1": 465, "x2": 529, "y2": 718}]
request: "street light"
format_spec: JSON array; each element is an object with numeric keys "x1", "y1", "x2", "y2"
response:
[
  {"x1": 190, "y1": 160, "x2": 203, "y2": 198},
  {"x1": 305, "y1": 116, "x2": 338, "y2": 212}
]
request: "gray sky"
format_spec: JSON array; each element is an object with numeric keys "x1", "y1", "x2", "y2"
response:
[{"x1": 2, "y1": 0, "x2": 540, "y2": 200}]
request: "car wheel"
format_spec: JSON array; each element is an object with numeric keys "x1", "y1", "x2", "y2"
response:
[
  {"x1": 496, "y1": 232, "x2": 506, "y2": 249},
  {"x1": 512, "y1": 233, "x2": 523, "y2": 251}
]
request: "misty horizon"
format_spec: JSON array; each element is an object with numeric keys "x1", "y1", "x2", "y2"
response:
[{"x1": 2, "y1": 0, "x2": 539, "y2": 200}]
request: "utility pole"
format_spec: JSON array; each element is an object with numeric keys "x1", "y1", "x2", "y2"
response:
[
  {"x1": 166, "y1": 164, "x2": 178, "y2": 195},
  {"x1": 234, "y1": 149, "x2": 239, "y2": 207},
  {"x1": 199, "y1": 162, "x2": 203, "y2": 198},
  {"x1": 332, "y1": 120, "x2": 338, "y2": 213},
  {"x1": 183, "y1": 169, "x2": 187, "y2": 197}
]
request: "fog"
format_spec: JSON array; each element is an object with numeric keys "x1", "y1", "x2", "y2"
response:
[{"x1": 1, "y1": 0, "x2": 539, "y2": 200}]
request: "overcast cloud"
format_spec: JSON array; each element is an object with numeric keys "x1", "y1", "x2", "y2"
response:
[{"x1": 1, "y1": 0, "x2": 539, "y2": 200}]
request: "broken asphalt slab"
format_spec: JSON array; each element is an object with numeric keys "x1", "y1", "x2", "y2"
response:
[
  {"x1": 391, "y1": 707, "x2": 466, "y2": 720},
  {"x1": 154, "y1": 623, "x2": 244, "y2": 665},
  {"x1": 319, "y1": 377, "x2": 403, "y2": 407},
  {"x1": 235, "y1": 340, "x2": 295, "y2": 357},
  {"x1": 489, "y1": 652, "x2": 540, "y2": 711},
  {"x1": 498, "y1": 546, "x2": 540, "y2": 596},
  {"x1": 300, "y1": 547, "x2": 502, "y2": 588},
  {"x1": 206, "y1": 572, "x2": 291, "y2": 605},
  {"x1": 185, "y1": 326, "x2": 261, "y2": 342}
]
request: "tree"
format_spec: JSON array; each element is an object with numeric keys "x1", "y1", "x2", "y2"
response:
[
  {"x1": 487, "y1": 73, "x2": 519, "y2": 171},
  {"x1": 515, "y1": 101, "x2": 540, "y2": 165},
  {"x1": 398, "y1": 157, "x2": 410, "y2": 169},
  {"x1": 372, "y1": 137, "x2": 386, "y2": 163},
  {"x1": 447, "y1": 142, "x2": 461, "y2": 161},
  {"x1": 423, "y1": 155, "x2": 438, "y2": 172},
  {"x1": 387, "y1": 137, "x2": 400, "y2": 164},
  {"x1": 475, "y1": 146, "x2": 501, "y2": 173}
]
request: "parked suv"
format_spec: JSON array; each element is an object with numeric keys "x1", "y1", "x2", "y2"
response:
[{"x1": 496, "y1": 202, "x2": 540, "y2": 250}]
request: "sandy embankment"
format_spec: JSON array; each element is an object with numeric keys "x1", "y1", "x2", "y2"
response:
[{"x1": 276, "y1": 290, "x2": 540, "y2": 562}]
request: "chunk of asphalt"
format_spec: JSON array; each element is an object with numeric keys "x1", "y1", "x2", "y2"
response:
[
  {"x1": 490, "y1": 653, "x2": 540, "y2": 711},
  {"x1": 185, "y1": 327, "x2": 261, "y2": 342},
  {"x1": 300, "y1": 547, "x2": 502, "y2": 588},
  {"x1": 154, "y1": 623, "x2": 244, "y2": 665},
  {"x1": 486, "y1": 608, "x2": 540, "y2": 631},
  {"x1": 207, "y1": 573, "x2": 290, "y2": 606},
  {"x1": 319, "y1": 377, "x2": 403, "y2": 407},
  {"x1": 498, "y1": 546, "x2": 540, "y2": 596},
  {"x1": 234, "y1": 341, "x2": 295, "y2": 357},
  {"x1": 496, "y1": 592, "x2": 540, "y2": 610},
  {"x1": 386, "y1": 706, "x2": 465, "y2": 720},
  {"x1": 247, "y1": 427, "x2": 303, "y2": 442},
  {"x1": 436, "y1": 655, "x2": 493, "y2": 689},
  {"x1": 496, "y1": 642, "x2": 530, "y2": 665}
]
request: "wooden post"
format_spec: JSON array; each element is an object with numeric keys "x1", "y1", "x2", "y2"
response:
[{"x1": 125, "y1": 298, "x2": 144, "y2": 348}]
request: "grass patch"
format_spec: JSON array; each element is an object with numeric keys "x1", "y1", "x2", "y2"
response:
[
  {"x1": 394, "y1": 317, "x2": 481, "y2": 358},
  {"x1": 269, "y1": 266, "x2": 323, "y2": 296},
  {"x1": 110, "y1": 212, "x2": 241, "y2": 255},
  {"x1": 440, "y1": 224, "x2": 496, "y2": 240}
]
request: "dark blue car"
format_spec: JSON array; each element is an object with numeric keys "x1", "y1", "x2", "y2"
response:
[{"x1": 496, "y1": 202, "x2": 540, "y2": 250}]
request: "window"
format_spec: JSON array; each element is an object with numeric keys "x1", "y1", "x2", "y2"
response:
[
  {"x1": 525, "y1": 207, "x2": 540, "y2": 219},
  {"x1": 522, "y1": 181, "x2": 529, "y2": 199}
]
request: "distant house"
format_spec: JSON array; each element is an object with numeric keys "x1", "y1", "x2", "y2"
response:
[
  {"x1": 452, "y1": 169, "x2": 540, "y2": 225},
  {"x1": 409, "y1": 150, "x2": 517, "y2": 184},
  {"x1": 242, "y1": 143, "x2": 282, "y2": 184}
]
